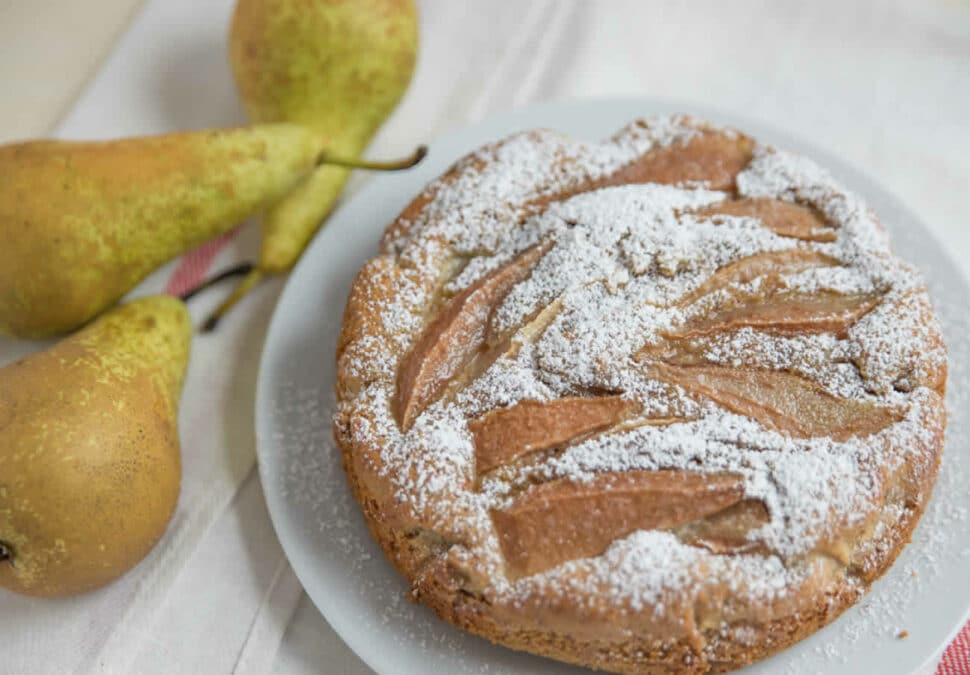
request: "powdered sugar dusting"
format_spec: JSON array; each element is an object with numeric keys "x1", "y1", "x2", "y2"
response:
[{"x1": 330, "y1": 116, "x2": 952, "y2": 658}]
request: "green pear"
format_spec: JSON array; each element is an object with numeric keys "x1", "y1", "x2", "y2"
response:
[
  {"x1": 0, "y1": 296, "x2": 189, "y2": 597},
  {"x1": 213, "y1": 0, "x2": 420, "y2": 326},
  {"x1": 0, "y1": 123, "x2": 326, "y2": 338}
]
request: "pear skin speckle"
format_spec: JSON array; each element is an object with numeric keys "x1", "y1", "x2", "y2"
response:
[
  {"x1": 0, "y1": 296, "x2": 190, "y2": 596},
  {"x1": 0, "y1": 125, "x2": 325, "y2": 338},
  {"x1": 229, "y1": 0, "x2": 419, "y2": 273}
]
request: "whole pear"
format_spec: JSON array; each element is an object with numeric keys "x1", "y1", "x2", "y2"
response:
[
  {"x1": 0, "y1": 296, "x2": 190, "y2": 597},
  {"x1": 216, "y1": 0, "x2": 419, "y2": 323},
  {"x1": 0, "y1": 124, "x2": 325, "y2": 338}
]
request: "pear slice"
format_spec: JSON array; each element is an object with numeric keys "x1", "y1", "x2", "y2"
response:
[
  {"x1": 674, "y1": 499, "x2": 771, "y2": 554},
  {"x1": 469, "y1": 396, "x2": 637, "y2": 474},
  {"x1": 698, "y1": 198, "x2": 837, "y2": 242},
  {"x1": 682, "y1": 289, "x2": 882, "y2": 338},
  {"x1": 603, "y1": 131, "x2": 755, "y2": 191},
  {"x1": 393, "y1": 240, "x2": 552, "y2": 430},
  {"x1": 524, "y1": 131, "x2": 755, "y2": 215},
  {"x1": 678, "y1": 249, "x2": 839, "y2": 307},
  {"x1": 454, "y1": 296, "x2": 566, "y2": 404},
  {"x1": 667, "y1": 248, "x2": 879, "y2": 338},
  {"x1": 491, "y1": 469, "x2": 744, "y2": 579},
  {"x1": 644, "y1": 362, "x2": 901, "y2": 441}
]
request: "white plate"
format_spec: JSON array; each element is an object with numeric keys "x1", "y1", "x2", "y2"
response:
[{"x1": 255, "y1": 99, "x2": 970, "y2": 675}]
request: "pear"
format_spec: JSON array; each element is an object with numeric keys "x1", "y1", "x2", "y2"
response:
[
  {"x1": 0, "y1": 123, "x2": 326, "y2": 338},
  {"x1": 210, "y1": 0, "x2": 420, "y2": 327},
  {"x1": 0, "y1": 296, "x2": 190, "y2": 597}
]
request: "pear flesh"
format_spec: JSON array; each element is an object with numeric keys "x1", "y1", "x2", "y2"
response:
[
  {"x1": 0, "y1": 296, "x2": 190, "y2": 597},
  {"x1": 0, "y1": 124, "x2": 323, "y2": 338}
]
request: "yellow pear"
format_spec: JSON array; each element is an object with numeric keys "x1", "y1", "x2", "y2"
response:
[
  {"x1": 0, "y1": 296, "x2": 190, "y2": 597},
  {"x1": 0, "y1": 124, "x2": 326, "y2": 338},
  {"x1": 211, "y1": 0, "x2": 420, "y2": 327}
]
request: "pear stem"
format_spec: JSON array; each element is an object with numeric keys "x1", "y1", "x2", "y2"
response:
[
  {"x1": 201, "y1": 268, "x2": 265, "y2": 333},
  {"x1": 193, "y1": 146, "x2": 427, "y2": 333},
  {"x1": 178, "y1": 262, "x2": 255, "y2": 302},
  {"x1": 0, "y1": 541, "x2": 11, "y2": 563},
  {"x1": 316, "y1": 145, "x2": 427, "y2": 171}
]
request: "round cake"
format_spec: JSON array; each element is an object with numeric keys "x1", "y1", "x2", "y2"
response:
[{"x1": 333, "y1": 116, "x2": 947, "y2": 673}]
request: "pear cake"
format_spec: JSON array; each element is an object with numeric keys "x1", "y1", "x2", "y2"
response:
[{"x1": 333, "y1": 116, "x2": 947, "y2": 673}]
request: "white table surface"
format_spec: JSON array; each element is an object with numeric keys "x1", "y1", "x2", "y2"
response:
[{"x1": 1, "y1": 1, "x2": 968, "y2": 673}]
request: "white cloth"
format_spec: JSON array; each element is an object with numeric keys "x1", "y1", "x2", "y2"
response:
[{"x1": 2, "y1": 0, "x2": 968, "y2": 673}]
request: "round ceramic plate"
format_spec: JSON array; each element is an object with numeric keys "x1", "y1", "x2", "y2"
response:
[{"x1": 255, "y1": 99, "x2": 970, "y2": 675}]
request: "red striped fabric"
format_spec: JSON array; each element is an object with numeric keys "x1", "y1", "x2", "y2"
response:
[
  {"x1": 939, "y1": 624, "x2": 970, "y2": 675},
  {"x1": 159, "y1": 237, "x2": 970, "y2": 673},
  {"x1": 162, "y1": 228, "x2": 240, "y2": 297}
]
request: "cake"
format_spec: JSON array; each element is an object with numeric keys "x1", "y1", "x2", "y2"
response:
[{"x1": 333, "y1": 116, "x2": 947, "y2": 673}]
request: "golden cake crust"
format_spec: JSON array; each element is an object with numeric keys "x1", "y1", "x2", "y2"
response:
[{"x1": 333, "y1": 116, "x2": 947, "y2": 673}]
